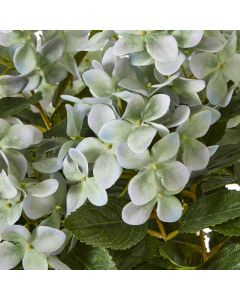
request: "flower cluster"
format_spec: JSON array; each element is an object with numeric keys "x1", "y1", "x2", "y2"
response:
[{"x1": 0, "y1": 30, "x2": 239, "y2": 269}]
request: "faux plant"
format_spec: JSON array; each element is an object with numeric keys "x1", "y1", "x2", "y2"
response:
[{"x1": 0, "y1": 30, "x2": 240, "y2": 269}]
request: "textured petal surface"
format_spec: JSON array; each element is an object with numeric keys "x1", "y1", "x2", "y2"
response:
[
  {"x1": 128, "y1": 126, "x2": 157, "y2": 153},
  {"x1": 22, "y1": 249, "x2": 48, "y2": 270},
  {"x1": 182, "y1": 137, "x2": 210, "y2": 171},
  {"x1": 99, "y1": 119, "x2": 133, "y2": 144},
  {"x1": 88, "y1": 104, "x2": 116, "y2": 135},
  {"x1": 0, "y1": 241, "x2": 24, "y2": 270},
  {"x1": 93, "y1": 152, "x2": 122, "y2": 189},
  {"x1": 157, "y1": 161, "x2": 189, "y2": 191},
  {"x1": 66, "y1": 183, "x2": 87, "y2": 216},
  {"x1": 85, "y1": 177, "x2": 108, "y2": 206},
  {"x1": 32, "y1": 226, "x2": 66, "y2": 254},
  {"x1": 156, "y1": 195, "x2": 182, "y2": 222},
  {"x1": 128, "y1": 170, "x2": 158, "y2": 205},
  {"x1": 76, "y1": 137, "x2": 106, "y2": 163},
  {"x1": 122, "y1": 200, "x2": 156, "y2": 225},
  {"x1": 151, "y1": 132, "x2": 180, "y2": 163},
  {"x1": 115, "y1": 143, "x2": 151, "y2": 169}
]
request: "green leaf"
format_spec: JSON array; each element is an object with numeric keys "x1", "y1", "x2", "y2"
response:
[
  {"x1": 203, "y1": 244, "x2": 240, "y2": 270},
  {"x1": 60, "y1": 242, "x2": 116, "y2": 270},
  {"x1": 0, "y1": 92, "x2": 42, "y2": 118},
  {"x1": 110, "y1": 240, "x2": 146, "y2": 270},
  {"x1": 64, "y1": 198, "x2": 147, "y2": 250},
  {"x1": 43, "y1": 119, "x2": 68, "y2": 139},
  {"x1": 207, "y1": 144, "x2": 240, "y2": 170},
  {"x1": 158, "y1": 240, "x2": 202, "y2": 269},
  {"x1": 213, "y1": 217, "x2": 240, "y2": 236},
  {"x1": 199, "y1": 174, "x2": 236, "y2": 194},
  {"x1": 180, "y1": 190, "x2": 240, "y2": 233}
]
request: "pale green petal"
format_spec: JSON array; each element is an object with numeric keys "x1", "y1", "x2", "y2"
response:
[
  {"x1": 22, "y1": 249, "x2": 48, "y2": 270},
  {"x1": 174, "y1": 77, "x2": 205, "y2": 93},
  {"x1": 0, "y1": 170, "x2": 17, "y2": 199},
  {"x1": 85, "y1": 177, "x2": 108, "y2": 206},
  {"x1": 190, "y1": 53, "x2": 218, "y2": 79},
  {"x1": 3, "y1": 149, "x2": 28, "y2": 180},
  {"x1": 88, "y1": 104, "x2": 116, "y2": 135},
  {"x1": 93, "y1": 152, "x2": 122, "y2": 189},
  {"x1": 146, "y1": 34, "x2": 178, "y2": 63},
  {"x1": 118, "y1": 78, "x2": 148, "y2": 96},
  {"x1": 28, "y1": 179, "x2": 59, "y2": 198},
  {"x1": 129, "y1": 50, "x2": 154, "y2": 66},
  {"x1": 113, "y1": 91, "x2": 140, "y2": 102},
  {"x1": 122, "y1": 94, "x2": 146, "y2": 122},
  {"x1": 113, "y1": 35, "x2": 144, "y2": 56},
  {"x1": 57, "y1": 140, "x2": 76, "y2": 163},
  {"x1": 206, "y1": 72, "x2": 228, "y2": 105},
  {"x1": 102, "y1": 46, "x2": 115, "y2": 75},
  {"x1": 157, "y1": 161, "x2": 189, "y2": 191},
  {"x1": 0, "y1": 75, "x2": 28, "y2": 97},
  {"x1": 219, "y1": 31, "x2": 236, "y2": 62},
  {"x1": 39, "y1": 37, "x2": 64, "y2": 64},
  {"x1": 68, "y1": 148, "x2": 88, "y2": 176},
  {"x1": 182, "y1": 137, "x2": 210, "y2": 171},
  {"x1": 166, "y1": 105, "x2": 190, "y2": 128},
  {"x1": 66, "y1": 104, "x2": 85, "y2": 138},
  {"x1": 122, "y1": 200, "x2": 156, "y2": 225},
  {"x1": 151, "y1": 132, "x2": 180, "y2": 163},
  {"x1": 224, "y1": 54, "x2": 240, "y2": 83},
  {"x1": 0, "y1": 118, "x2": 10, "y2": 139},
  {"x1": 197, "y1": 35, "x2": 224, "y2": 52},
  {"x1": 173, "y1": 30, "x2": 203, "y2": 48},
  {"x1": 0, "y1": 31, "x2": 24, "y2": 47},
  {"x1": 178, "y1": 111, "x2": 212, "y2": 138},
  {"x1": 156, "y1": 195, "x2": 182, "y2": 222},
  {"x1": 221, "y1": 86, "x2": 235, "y2": 108},
  {"x1": 143, "y1": 94, "x2": 170, "y2": 122},
  {"x1": 227, "y1": 115, "x2": 240, "y2": 128},
  {"x1": 115, "y1": 143, "x2": 151, "y2": 169},
  {"x1": 40, "y1": 211, "x2": 61, "y2": 229},
  {"x1": 180, "y1": 92, "x2": 202, "y2": 106},
  {"x1": 82, "y1": 69, "x2": 114, "y2": 97},
  {"x1": 81, "y1": 31, "x2": 110, "y2": 51},
  {"x1": 32, "y1": 157, "x2": 62, "y2": 174},
  {"x1": 0, "y1": 241, "x2": 24, "y2": 270},
  {"x1": 13, "y1": 42, "x2": 37, "y2": 75},
  {"x1": 0, "y1": 124, "x2": 34, "y2": 149},
  {"x1": 43, "y1": 63, "x2": 67, "y2": 84},
  {"x1": 76, "y1": 137, "x2": 106, "y2": 163},
  {"x1": 155, "y1": 52, "x2": 185, "y2": 75},
  {"x1": 147, "y1": 122, "x2": 169, "y2": 137},
  {"x1": 63, "y1": 155, "x2": 83, "y2": 182},
  {"x1": 201, "y1": 106, "x2": 221, "y2": 124},
  {"x1": 23, "y1": 195, "x2": 56, "y2": 220},
  {"x1": 32, "y1": 226, "x2": 66, "y2": 254},
  {"x1": 98, "y1": 119, "x2": 133, "y2": 144},
  {"x1": 25, "y1": 125, "x2": 43, "y2": 145},
  {"x1": 128, "y1": 126, "x2": 157, "y2": 153},
  {"x1": 7, "y1": 202, "x2": 23, "y2": 225},
  {"x1": 128, "y1": 170, "x2": 158, "y2": 205},
  {"x1": 151, "y1": 71, "x2": 180, "y2": 89},
  {"x1": 23, "y1": 72, "x2": 41, "y2": 91},
  {"x1": 1, "y1": 225, "x2": 31, "y2": 243},
  {"x1": 60, "y1": 53, "x2": 80, "y2": 79},
  {"x1": 66, "y1": 182, "x2": 87, "y2": 216}
]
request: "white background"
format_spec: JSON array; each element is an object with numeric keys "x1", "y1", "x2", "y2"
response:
[{"x1": 0, "y1": 0, "x2": 240, "y2": 299}]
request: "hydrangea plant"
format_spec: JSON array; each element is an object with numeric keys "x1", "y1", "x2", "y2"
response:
[{"x1": 0, "y1": 30, "x2": 240, "y2": 269}]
